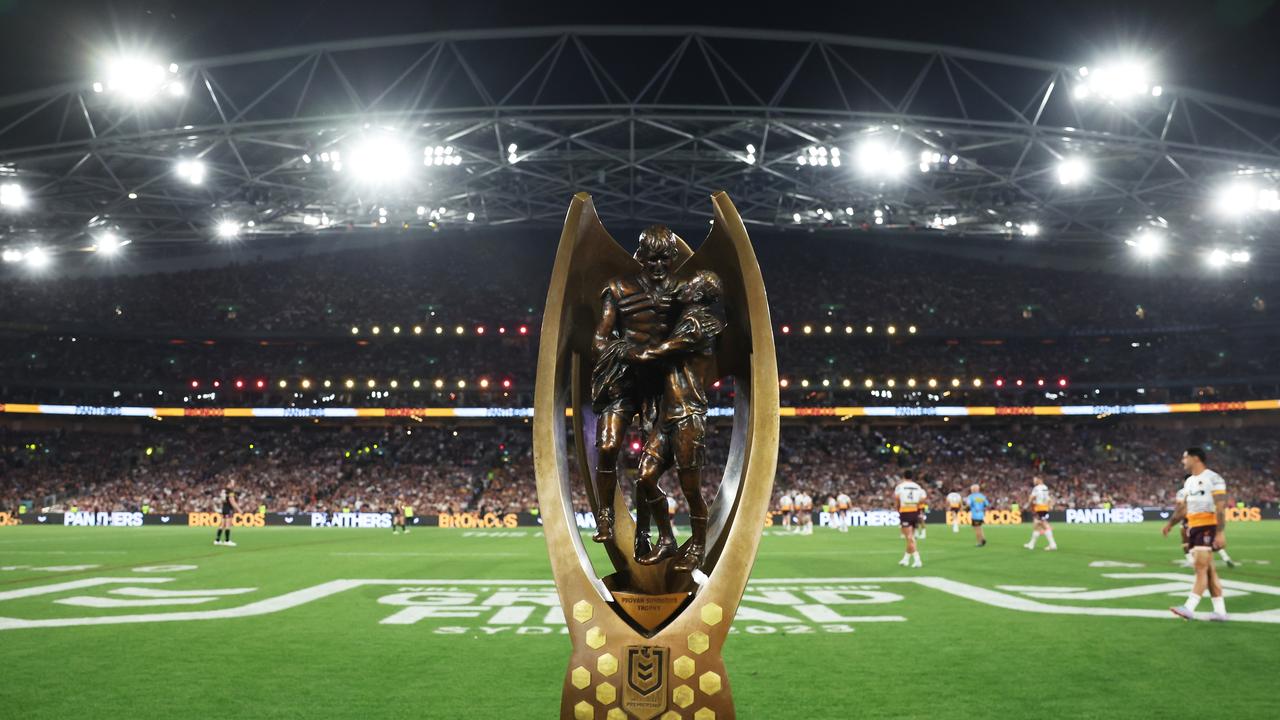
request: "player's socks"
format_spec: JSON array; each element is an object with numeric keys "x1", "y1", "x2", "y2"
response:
[
  {"x1": 1183, "y1": 593, "x2": 1201, "y2": 612},
  {"x1": 1210, "y1": 595, "x2": 1226, "y2": 615},
  {"x1": 225, "y1": 530, "x2": 231, "y2": 544},
  {"x1": 1026, "y1": 530, "x2": 1039, "y2": 549},
  {"x1": 215, "y1": 529, "x2": 222, "y2": 542},
  {"x1": 911, "y1": 551, "x2": 922, "y2": 567},
  {"x1": 1218, "y1": 549, "x2": 1233, "y2": 565},
  {"x1": 1184, "y1": 551, "x2": 1194, "y2": 565},
  {"x1": 919, "y1": 528, "x2": 926, "y2": 539},
  {"x1": 899, "y1": 552, "x2": 910, "y2": 566},
  {"x1": 1045, "y1": 530, "x2": 1056, "y2": 549},
  {"x1": 952, "y1": 522, "x2": 959, "y2": 533}
]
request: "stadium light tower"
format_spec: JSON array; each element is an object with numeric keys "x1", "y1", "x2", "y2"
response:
[
  {"x1": 1125, "y1": 229, "x2": 1165, "y2": 259},
  {"x1": 0, "y1": 182, "x2": 27, "y2": 209},
  {"x1": 1057, "y1": 157, "x2": 1088, "y2": 185},
  {"x1": 347, "y1": 133, "x2": 413, "y2": 184},
  {"x1": 1073, "y1": 61, "x2": 1161, "y2": 102},
  {"x1": 176, "y1": 159, "x2": 206, "y2": 185},
  {"x1": 93, "y1": 231, "x2": 128, "y2": 255},
  {"x1": 25, "y1": 247, "x2": 49, "y2": 270},
  {"x1": 1212, "y1": 182, "x2": 1280, "y2": 217},
  {"x1": 853, "y1": 138, "x2": 907, "y2": 178},
  {"x1": 216, "y1": 221, "x2": 241, "y2": 240},
  {"x1": 93, "y1": 56, "x2": 184, "y2": 101}
]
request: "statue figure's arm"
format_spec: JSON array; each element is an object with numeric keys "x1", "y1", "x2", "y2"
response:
[
  {"x1": 628, "y1": 316, "x2": 708, "y2": 362},
  {"x1": 592, "y1": 287, "x2": 619, "y2": 357}
]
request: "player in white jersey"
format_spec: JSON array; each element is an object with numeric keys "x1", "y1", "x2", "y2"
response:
[
  {"x1": 836, "y1": 492, "x2": 851, "y2": 532},
  {"x1": 946, "y1": 491, "x2": 963, "y2": 532},
  {"x1": 778, "y1": 492, "x2": 794, "y2": 531},
  {"x1": 893, "y1": 471, "x2": 926, "y2": 567},
  {"x1": 1162, "y1": 447, "x2": 1228, "y2": 621},
  {"x1": 796, "y1": 492, "x2": 814, "y2": 535},
  {"x1": 1173, "y1": 479, "x2": 1234, "y2": 568},
  {"x1": 1024, "y1": 477, "x2": 1057, "y2": 550}
]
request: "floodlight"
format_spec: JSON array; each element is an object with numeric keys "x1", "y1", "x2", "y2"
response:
[
  {"x1": 176, "y1": 159, "x2": 206, "y2": 185},
  {"x1": 348, "y1": 134, "x2": 413, "y2": 183},
  {"x1": 1057, "y1": 157, "x2": 1088, "y2": 185}
]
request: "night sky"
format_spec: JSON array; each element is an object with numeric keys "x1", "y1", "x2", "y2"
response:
[{"x1": 0, "y1": 0, "x2": 1277, "y2": 104}]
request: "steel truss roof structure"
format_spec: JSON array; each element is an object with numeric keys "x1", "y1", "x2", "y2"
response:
[{"x1": 1, "y1": 26, "x2": 1278, "y2": 254}]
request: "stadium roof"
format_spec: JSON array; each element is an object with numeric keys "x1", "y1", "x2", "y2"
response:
[{"x1": 0, "y1": 26, "x2": 1277, "y2": 260}]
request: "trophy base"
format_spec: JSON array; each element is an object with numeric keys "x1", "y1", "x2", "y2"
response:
[{"x1": 561, "y1": 594, "x2": 734, "y2": 720}]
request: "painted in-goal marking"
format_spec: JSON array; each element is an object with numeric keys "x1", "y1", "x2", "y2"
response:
[{"x1": 2, "y1": 574, "x2": 1279, "y2": 630}]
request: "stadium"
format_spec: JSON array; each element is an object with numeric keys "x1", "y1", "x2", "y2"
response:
[{"x1": 1, "y1": 2, "x2": 1278, "y2": 718}]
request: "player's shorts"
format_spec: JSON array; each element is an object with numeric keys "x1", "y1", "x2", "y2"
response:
[
  {"x1": 1035, "y1": 511, "x2": 1051, "y2": 521},
  {"x1": 1188, "y1": 524, "x2": 1217, "y2": 550},
  {"x1": 971, "y1": 518, "x2": 985, "y2": 527},
  {"x1": 899, "y1": 511, "x2": 919, "y2": 528},
  {"x1": 221, "y1": 507, "x2": 234, "y2": 518},
  {"x1": 915, "y1": 513, "x2": 926, "y2": 527},
  {"x1": 643, "y1": 414, "x2": 707, "y2": 470}
]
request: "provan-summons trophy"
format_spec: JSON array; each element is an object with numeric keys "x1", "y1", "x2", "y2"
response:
[{"x1": 533, "y1": 191, "x2": 779, "y2": 719}]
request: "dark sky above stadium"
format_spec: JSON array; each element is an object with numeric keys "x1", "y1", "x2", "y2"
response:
[{"x1": 0, "y1": 0, "x2": 1278, "y2": 104}]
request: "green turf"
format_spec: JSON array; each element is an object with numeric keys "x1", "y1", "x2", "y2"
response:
[{"x1": 1, "y1": 521, "x2": 1277, "y2": 718}]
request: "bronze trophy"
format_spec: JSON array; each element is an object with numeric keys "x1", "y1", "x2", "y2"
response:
[{"x1": 533, "y1": 192, "x2": 779, "y2": 719}]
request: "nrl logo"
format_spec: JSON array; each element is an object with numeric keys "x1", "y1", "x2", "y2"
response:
[
  {"x1": 626, "y1": 646, "x2": 665, "y2": 695},
  {"x1": 622, "y1": 645, "x2": 668, "y2": 719}
]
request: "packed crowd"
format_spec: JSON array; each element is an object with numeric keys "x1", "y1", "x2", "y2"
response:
[
  {"x1": 768, "y1": 423, "x2": 1280, "y2": 511},
  {"x1": 3, "y1": 419, "x2": 1276, "y2": 516},
  {"x1": 0, "y1": 425, "x2": 529, "y2": 516},
  {"x1": 3, "y1": 326, "x2": 1277, "y2": 409},
  {"x1": 2, "y1": 233, "x2": 1276, "y2": 409},
  {"x1": 0, "y1": 233, "x2": 1271, "y2": 336}
]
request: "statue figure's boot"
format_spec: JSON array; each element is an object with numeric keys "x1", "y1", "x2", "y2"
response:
[
  {"x1": 591, "y1": 470, "x2": 616, "y2": 543},
  {"x1": 637, "y1": 496, "x2": 678, "y2": 565},
  {"x1": 672, "y1": 514, "x2": 707, "y2": 573},
  {"x1": 592, "y1": 508, "x2": 614, "y2": 543}
]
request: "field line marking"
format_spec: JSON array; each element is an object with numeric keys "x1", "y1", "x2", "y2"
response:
[
  {"x1": 0, "y1": 577, "x2": 171, "y2": 601},
  {"x1": 0, "y1": 551, "x2": 129, "y2": 555},
  {"x1": 4, "y1": 576, "x2": 1280, "y2": 630},
  {"x1": 331, "y1": 552, "x2": 528, "y2": 557},
  {"x1": 57, "y1": 596, "x2": 221, "y2": 608},
  {"x1": 109, "y1": 587, "x2": 257, "y2": 598},
  {"x1": 996, "y1": 586, "x2": 1089, "y2": 593},
  {"x1": 1101, "y1": 572, "x2": 1280, "y2": 596},
  {"x1": 1018, "y1": 583, "x2": 1191, "y2": 600}
]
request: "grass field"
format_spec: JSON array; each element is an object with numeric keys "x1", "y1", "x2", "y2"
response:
[{"x1": 1, "y1": 521, "x2": 1278, "y2": 718}]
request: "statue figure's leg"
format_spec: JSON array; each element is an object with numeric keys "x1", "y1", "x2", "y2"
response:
[
  {"x1": 671, "y1": 414, "x2": 709, "y2": 573},
  {"x1": 635, "y1": 430, "x2": 678, "y2": 565},
  {"x1": 592, "y1": 409, "x2": 630, "y2": 543},
  {"x1": 633, "y1": 480, "x2": 652, "y2": 558}
]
